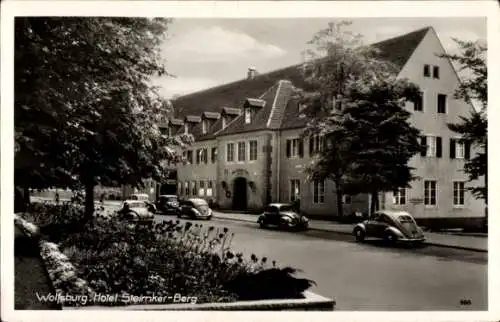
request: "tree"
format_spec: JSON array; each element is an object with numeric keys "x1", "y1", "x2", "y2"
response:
[
  {"x1": 297, "y1": 21, "x2": 423, "y2": 217},
  {"x1": 439, "y1": 39, "x2": 487, "y2": 202},
  {"x1": 15, "y1": 17, "x2": 191, "y2": 219},
  {"x1": 340, "y1": 76, "x2": 423, "y2": 214}
]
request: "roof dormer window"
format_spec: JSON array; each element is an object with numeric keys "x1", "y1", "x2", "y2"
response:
[
  {"x1": 244, "y1": 108, "x2": 251, "y2": 124},
  {"x1": 222, "y1": 116, "x2": 227, "y2": 129},
  {"x1": 202, "y1": 119, "x2": 208, "y2": 134},
  {"x1": 184, "y1": 123, "x2": 189, "y2": 134}
]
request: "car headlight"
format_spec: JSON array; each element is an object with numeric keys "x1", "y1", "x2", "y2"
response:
[{"x1": 302, "y1": 217, "x2": 309, "y2": 222}]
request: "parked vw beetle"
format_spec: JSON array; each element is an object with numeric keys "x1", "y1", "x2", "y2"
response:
[
  {"x1": 178, "y1": 198, "x2": 213, "y2": 220},
  {"x1": 258, "y1": 203, "x2": 309, "y2": 231},
  {"x1": 353, "y1": 210, "x2": 425, "y2": 244},
  {"x1": 117, "y1": 200, "x2": 155, "y2": 226}
]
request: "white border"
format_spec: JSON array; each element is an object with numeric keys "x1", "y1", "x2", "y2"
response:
[{"x1": 2, "y1": 1, "x2": 499, "y2": 322}]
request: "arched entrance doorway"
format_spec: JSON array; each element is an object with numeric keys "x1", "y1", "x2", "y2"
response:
[{"x1": 232, "y1": 177, "x2": 248, "y2": 211}]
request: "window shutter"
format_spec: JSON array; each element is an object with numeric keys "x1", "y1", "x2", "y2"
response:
[
  {"x1": 309, "y1": 136, "x2": 314, "y2": 156},
  {"x1": 286, "y1": 140, "x2": 291, "y2": 158},
  {"x1": 436, "y1": 137, "x2": 442, "y2": 158},
  {"x1": 464, "y1": 140, "x2": 471, "y2": 159},
  {"x1": 420, "y1": 136, "x2": 427, "y2": 157},
  {"x1": 298, "y1": 139, "x2": 304, "y2": 158},
  {"x1": 450, "y1": 139, "x2": 456, "y2": 159}
]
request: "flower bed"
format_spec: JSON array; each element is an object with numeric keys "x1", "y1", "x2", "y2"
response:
[{"x1": 15, "y1": 203, "x2": 322, "y2": 308}]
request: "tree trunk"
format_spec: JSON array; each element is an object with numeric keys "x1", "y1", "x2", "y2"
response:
[
  {"x1": 370, "y1": 191, "x2": 378, "y2": 215},
  {"x1": 84, "y1": 180, "x2": 95, "y2": 221}
]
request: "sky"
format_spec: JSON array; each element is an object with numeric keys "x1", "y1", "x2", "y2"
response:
[{"x1": 152, "y1": 17, "x2": 486, "y2": 99}]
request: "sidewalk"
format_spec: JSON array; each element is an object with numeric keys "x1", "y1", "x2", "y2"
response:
[{"x1": 213, "y1": 211, "x2": 488, "y2": 253}]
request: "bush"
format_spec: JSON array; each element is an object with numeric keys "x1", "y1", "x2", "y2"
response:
[{"x1": 24, "y1": 205, "x2": 315, "y2": 306}]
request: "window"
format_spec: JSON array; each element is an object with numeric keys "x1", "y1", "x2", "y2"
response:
[
  {"x1": 290, "y1": 179, "x2": 300, "y2": 202},
  {"x1": 421, "y1": 136, "x2": 442, "y2": 158},
  {"x1": 309, "y1": 135, "x2": 324, "y2": 155},
  {"x1": 343, "y1": 195, "x2": 352, "y2": 205},
  {"x1": 185, "y1": 181, "x2": 190, "y2": 196},
  {"x1": 424, "y1": 180, "x2": 437, "y2": 206},
  {"x1": 222, "y1": 116, "x2": 227, "y2": 129},
  {"x1": 450, "y1": 138, "x2": 470, "y2": 159},
  {"x1": 202, "y1": 119, "x2": 208, "y2": 134},
  {"x1": 211, "y1": 147, "x2": 218, "y2": 163},
  {"x1": 226, "y1": 143, "x2": 234, "y2": 162},
  {"x1": 202, "y1": 148, "x2": 208, "y2": 164},
  {"x1": 199, "y1": 181, "x2": 205, "y2": 196},
  {"x1": 453, "y1": 181, "x2": 465, "y2": 206},
  {"x1": 433, "y1": 66, "x2": 440, "y2": 79},
  {"x1": 238, "y1": 142, "x2": 246, "y2": 162},
  {"x1": 207, "y1": 181, "x2": 213, "y2": 197},
  {"x1": 313, "y1": 180, "x2": 325, "y2": 204},
  {"x1": 249, "y1": 140, "x2": 258, "y2": 161},
  {"x1": 191, "y1": 181, "x2": 197, "y2": 196},
  {"x1": 244, "y1": 108, "x2": 251, "y2": 124},
  {"x1": 424, "y1": 64, "x2": 431, "y2": 77},
  {"x1": 437, "y1": 94, "x2": 447, "y2": 114},
  {"x1": 184, "y1": 123, "x2": 189, "y2": 134},
  {"x1": 413, "y1": 92, "x2": 424, "y2": 112},
  {"x1": 178, "y1": 182, "x2": 182, "y2": 196},
  {"x1": 186, "y1": 150, "x2": 193, "y2": 164},
  {"x1": 286, "y1": 138, "x2": 303, "y2": 158},
  {"x1": 393, "y1": 188, "x2": 407, "y2": 205}
]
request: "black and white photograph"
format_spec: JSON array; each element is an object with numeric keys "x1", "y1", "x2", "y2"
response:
[{"x1": 1, "y1": 1, "x2": 499, "y2": 321}]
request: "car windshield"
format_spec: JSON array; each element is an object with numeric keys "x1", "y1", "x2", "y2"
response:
[
  {"x1": 398, "y1": 215, "x2": 414, "y2": 223},
  {"x1": 161, "y1": 196, "x2": 177, "y2": 202},
  {"x1": 279, "y1": 205, "x2": 294, "y2": 212},
  {"x1": 265, "y1": 206, "x2": 279, "y2": 213}
]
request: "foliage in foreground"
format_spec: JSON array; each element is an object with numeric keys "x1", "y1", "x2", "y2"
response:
[
  {"x1": 20, "y1": 203, "x2": 315, "y2": 305},
  {"x1": 15, "y1": 17, "x2": 191, "y2": 219},
  {"x1": 439, "y1": 38, "x2": 487, "y2": 202}
]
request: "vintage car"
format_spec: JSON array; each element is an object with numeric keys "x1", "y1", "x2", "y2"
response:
[
  {"x1": 352, "y1": 210, "x2": 425, "y2": 244},
  {"x1": 156, "y1": 194, "x2": 180, "y2": 215},
  {"x1": 128, "y1": 193, "x2": 157, "y2": 213},
  {"x1": 178, "y1": 198, "x2": 213, "y2": 220},
  {"x1": 117, "y1": 200, "x2": 155, "y2": 225},
  {"x1": 258, "y1": 203, "x2": 309, "y2": 231}
]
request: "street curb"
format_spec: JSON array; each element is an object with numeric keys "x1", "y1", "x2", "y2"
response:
[{"x1": 213, "y1": 215, "x2": 488, "y2": 253}]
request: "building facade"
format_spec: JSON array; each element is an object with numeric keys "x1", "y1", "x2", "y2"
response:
[{"x1": 162, "y1": 27, "x2": 485, "y2": 228}]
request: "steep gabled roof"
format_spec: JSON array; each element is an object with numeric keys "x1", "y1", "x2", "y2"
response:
[
  {"x1": 170, "y1": 27, "x2": 431, "y2": 138},
  {"x1": 372, "y1": 27, "x2": 430, "y2": 69}
]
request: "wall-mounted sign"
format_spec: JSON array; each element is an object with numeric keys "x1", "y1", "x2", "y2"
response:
[
  {"x1": 232, "y1": 169, "x2": 250, "y2": 177},
  {"x1": 410, "y1": 198, "x2": 424, "y2": 204}
]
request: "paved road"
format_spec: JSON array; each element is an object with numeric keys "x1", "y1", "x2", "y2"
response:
[{"x1": 154, "y1": 213, "x2": 487, "y2": 311}]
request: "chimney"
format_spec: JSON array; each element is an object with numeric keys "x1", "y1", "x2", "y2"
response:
[{"x1": 247, "y1": 67, "x2": 257, "y2": 80}]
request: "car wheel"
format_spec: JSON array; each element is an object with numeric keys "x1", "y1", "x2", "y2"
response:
[
  {"x1": 354, "y1": 228, "x2": 365, "y2": 242},
  {"x1": 206, "y1": 215, "x2": 212, "y2": 220},
  {"x1": 384, "y1": 232, "x2": 398, "y2": 244},
  {"x1": 259, "y1": 221, "x2": 266, "y2": 229}
]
